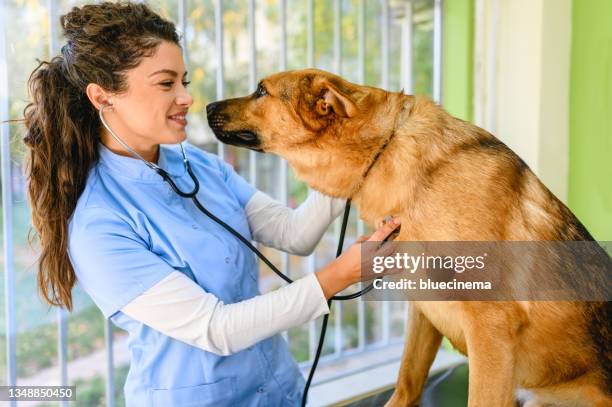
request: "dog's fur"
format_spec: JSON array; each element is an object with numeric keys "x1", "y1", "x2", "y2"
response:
[{"x1": 206, "y1": 69, "x2": 611, "y2": 406}]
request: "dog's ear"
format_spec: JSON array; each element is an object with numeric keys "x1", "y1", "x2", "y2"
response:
[{"x1": 315, "y1": 80, "x2": 358, "y2": 118}]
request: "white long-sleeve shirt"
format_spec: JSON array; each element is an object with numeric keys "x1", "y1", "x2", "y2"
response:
[{"x1": 121, "y1": 190, "x2": 346, "y2": 356}]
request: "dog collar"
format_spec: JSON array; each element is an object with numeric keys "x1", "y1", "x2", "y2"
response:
[
  {"x1": 360, "y1": 129, "x2": 396, "y2": 182},
  {"x1": 352, "y1": 100, "x2": 409, "y2": 196}
]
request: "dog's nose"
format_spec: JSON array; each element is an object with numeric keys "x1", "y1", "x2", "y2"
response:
[{"x1": 206, "y1": 102, "x2": 220, "y2": 116}]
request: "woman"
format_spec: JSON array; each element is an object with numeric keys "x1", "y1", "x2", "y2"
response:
[{"x1": 23, "y1": 2, "x2": 400, "y2": 406}]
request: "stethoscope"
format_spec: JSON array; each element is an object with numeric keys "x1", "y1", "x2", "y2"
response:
[{"x1": 98, "y1": 104, "x2": 379, "y2": 406}]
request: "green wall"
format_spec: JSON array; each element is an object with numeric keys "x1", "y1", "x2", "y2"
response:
[
  {"x1": 569, "y1": 0, "x2": 612, "y2": 240},
  {"x1": 442, "y1": 0, "x2": 474, "y2": 121}
]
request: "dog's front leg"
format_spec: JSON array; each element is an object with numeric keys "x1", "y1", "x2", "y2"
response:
[
  {"x1": 465, "y1": 325, "x2": 516, "y2": 407},
  {"x1": 385, "y1": 304, "x2": 442, "y2": 407}
]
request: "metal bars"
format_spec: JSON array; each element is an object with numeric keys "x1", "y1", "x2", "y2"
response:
[
  {"x1": 214, "y1": 0, "x2": 225, "y2": 158},
  {"x1": 47, "y1": 1, "x2": 70, "y2": 404},
  {"x1": 1, "y1": 0, "x2": 16, "y2": 403}
]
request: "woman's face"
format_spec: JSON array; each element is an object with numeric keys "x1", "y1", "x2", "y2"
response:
[{"x1": 97, "y1": 41, "x2": 193, "y2": 160}]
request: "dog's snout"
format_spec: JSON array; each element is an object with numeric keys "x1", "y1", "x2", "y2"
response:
[
  {"x1": 205, "y1": 98, "x2": 263, "y2": 152},
  {"x1": 206, "y1": 102, "x2": 220, "y2": 116},
  {"x1": 206, "y1": 102, "x2": 227, "y2": 131}
]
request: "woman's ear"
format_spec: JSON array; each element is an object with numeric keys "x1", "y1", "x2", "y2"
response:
[{"x1": 86, "y1": 83, "x2": 113, "y2": 110}]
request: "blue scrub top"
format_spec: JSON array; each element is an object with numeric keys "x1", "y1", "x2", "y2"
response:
[{"x1": 68, "y1": 142, "x2": 305, "y2": 406}]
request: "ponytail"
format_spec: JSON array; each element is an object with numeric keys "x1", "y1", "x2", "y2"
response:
[{"x1": 23, "y1": 56, "x2": 98, "y2": 311}]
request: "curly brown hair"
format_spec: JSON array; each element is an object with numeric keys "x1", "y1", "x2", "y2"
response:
[{"x1": 23, "y1": 1, "x2": 180, "y2": 310}]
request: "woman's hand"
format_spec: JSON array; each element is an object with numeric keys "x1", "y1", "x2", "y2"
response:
[{"x1": 315, "y1": 217, "x2": 401, "y2": 300}]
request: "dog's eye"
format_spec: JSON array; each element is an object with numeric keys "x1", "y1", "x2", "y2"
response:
[{"x1": 254, "y1": 83, "x2": 267, "y2": 99}]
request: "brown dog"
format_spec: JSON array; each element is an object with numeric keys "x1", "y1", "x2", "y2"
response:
[{"x1": 206, "y1": 69, "x2": 611, "y2": 406}]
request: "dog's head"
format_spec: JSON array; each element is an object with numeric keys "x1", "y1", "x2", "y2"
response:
[
  {"x1": 206, "y1": 69, "x2": 405, "y2": 197},
  {"x1": 206, "y1": 69, "x2": 374, "y2": 152}
]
